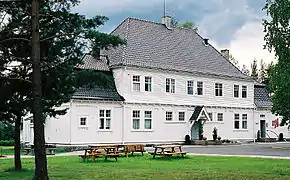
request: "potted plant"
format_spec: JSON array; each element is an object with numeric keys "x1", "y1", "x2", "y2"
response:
[{"x1": 212, "y1": 127, "x2": 218, "y2": 141}]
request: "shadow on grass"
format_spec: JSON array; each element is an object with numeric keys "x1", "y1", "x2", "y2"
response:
[{"x1": 4, "y1": 168, "x2": 31, "y2": 173}]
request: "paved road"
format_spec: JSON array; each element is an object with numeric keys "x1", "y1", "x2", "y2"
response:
[{"x1": 182, "y1": 143, "x2": 290, "y2": 157}]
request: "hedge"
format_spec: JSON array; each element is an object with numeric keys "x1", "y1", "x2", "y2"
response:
[{"x1": 0, "y1": 140, "x2": 15, "y2": 146}]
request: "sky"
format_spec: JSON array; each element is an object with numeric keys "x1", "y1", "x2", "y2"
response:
[{"x1": 73, "y1": 0, "x2": 275, "y2": 69}]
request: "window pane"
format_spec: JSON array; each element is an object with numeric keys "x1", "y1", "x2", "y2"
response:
[
  {"x1": 145, "y1": 119, "x2": 152, "y2": 129},
  {"x1": 80, "y1": 117, "x2": 86, "y2": 126},
  {"x1": 133, "y1": 110, "x2": 140, "y2": 118},
  {"x1": 234, "y1": 121, "x2": 240, "y2": 129},
  {"x1": 145, "y1": 77, "x2": 152, "y2": 92},
  {"x1": 197, "y1": 81, "x2": 203, "y2": 95},
  {"x1": 133, "y1": 83, "x2": 140, "y2": 91},
  {"x1": 166, "y1": 79, "x2": 170, "y2": 92},
  {"x1": 106, "y1": 110, "x2": 111, "y2": 117},
  {"x1": 208, "y1": 113, "x2": 212, "y2": 121},
  {"x1": 100, "y1": 110, "x2": 104, "y2": 117},
  {"x1": 242, "y1": 86, "x2": 247, "y2": 98},
  {"x1": 171, "y1": 79, "x2": 175, "y2": 93},
  {"x1": 133, "y1": 119, "x2": 140, "y2": 129},
  {"x1": 133, "y1": 75, "x2": 140, "y2": 82},
  {"x1": 217, "y1": 113, "x2": 223, "y2": 121},
  {"x1": 187, "y1": 81, "x2": 194, "y2": 95},
  {"x1": 106, "y1": 118, "x2": 110, "y2": 129},
  {"x1": 234, "y1": 85, "x2": 239, "y2": 97},
  {"x1": 179, "y1": 112, "x2": 185, "y2": 121},
  {"x1": 242, "y1": 121, "x2": 247, "y2": 129},
  {"x1": 166, "y1": 112, "x2": 173, "y2": 121},
  {"x1": 99, "y1": 118, "x2": 104, "y2": 129}
]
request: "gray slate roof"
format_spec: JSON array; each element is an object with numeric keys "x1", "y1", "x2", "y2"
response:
[
  {"x1": 106, "y1": 18, "x2": 249, "y2": 79},
  {"x1": 254, "y1": 85, "x2": 273, "y2": 108},
  {"x1": 76, "y1": 55, "x2": 110, "y2": 71},
  {"x1": 190, "y1": 106, "x2": 203, "y2": 121}
]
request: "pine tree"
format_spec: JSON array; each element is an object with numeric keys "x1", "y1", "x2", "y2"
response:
[
  {"x1": 0, "y1": 0, "x2": 125, "y2": 178},
  {"x1": 250, "y1": 59, "x2": 258, "y2": 79},
  {"x1": 259, "y1": 59, "x2": 267, "y2": 83},
  {"x1": 241, "y1": 64, "x2": 250, "y2": 76}
]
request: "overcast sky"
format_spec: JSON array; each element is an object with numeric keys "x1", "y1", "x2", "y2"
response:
[{"x1": 73, "y1": 0, "x2": 275, "y2": 68}]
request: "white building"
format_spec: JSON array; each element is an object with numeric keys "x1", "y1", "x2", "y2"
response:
[{"x1": 22, "y1": 17, "x2": 289, "y2": 145}]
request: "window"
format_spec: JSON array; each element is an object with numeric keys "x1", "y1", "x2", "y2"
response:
[
  {"x1": 197, "y1": 81, "x2": 203, "y2": 95},
  {"x1": 272, "y1": 120, "x2": 276, "y2": 127},
  {"x1": 234, "y1": 85, "x2": 239, "y2": 98},
  {"x1": 208, "y1": 113, "x2": 213, "y2": 121},
  {"x1": 133, "y1": 75, "x2": 140, "y2": 92},
  {"x1": 187, "y1": 81, "x2": 194, "y2": 95},
  {"x1": 80, "y1": 117, "x2": 87, "y2": 126},
  {"x1": 215, "y1": 83, "x2": 223, "y2": 96},
  {"x1": 242, "y1": 114, "x2": 247, "y2": 129},
  {"x1": 99, "y1": 110, "x2": 111, "y2": 129},
  {"x1": 145, "y1": 77, "x2": 152, "y2": 92},
  {"x1": 132, "y1": 110, "x2": 140, "y2": 129},
  {"x1": 166, "y1": 78, "x2": 175, "y2": 93},
  {"x1": 217, "y1": 113, "x2": 223, "y2": 121},
  {"x1": 234, "y1": 114, "x2": 240, "y2": 129},
  {"x1": 179, "y1": 112, "x2": 185, "y2": 121},
  {"x1": 260, "y1": 114, "x2": 265, "y2": 118},
  {"x1": 166, "y1": 111, "x2": 173, "y2": 121},
  {"x1": 144, "y1": 111, "x2": 152, "y2": 129},
  {"x1": 242, "y1": 86, "x2": 247, "y2": 98}
]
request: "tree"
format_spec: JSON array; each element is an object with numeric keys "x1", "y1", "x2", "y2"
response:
[
  {"x1": 229, "y1": 54, "x2": 240, "y2": 69},
  {"x1": 241, "y1": 64, "x2": 250, "y2": 76},
  {"x1": 259, "y1": 59, "x2": 267, "y2": 83},
  {"x1": 171, "y1": 17, "x2": 198, "y2": 31},
  {"x1": 263, "y1": 0, "x2": 290, "y2": 126},
  {"x1": 250, "y1": 59, "x2": 258, "y2": 79},
  {"x1": 0, "y1": 0, "x2": 125, "y2": 178}
]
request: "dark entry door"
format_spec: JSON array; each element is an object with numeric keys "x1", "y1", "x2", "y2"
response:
[{"x1": 260, "y1": 120, "x2": 266, "y2": 138}]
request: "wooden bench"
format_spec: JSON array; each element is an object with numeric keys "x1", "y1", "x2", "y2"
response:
[
  {"x1": 120, "y1": 144, "x2": 146, "y2": 157},
  {"x1": 151, "y1": 145, "x2": 187, "y2": 158},
  {"x1": 79, "y1": 153, "x2": 120, "y2": 162}
]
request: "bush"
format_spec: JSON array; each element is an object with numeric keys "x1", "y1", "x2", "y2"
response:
[
  {"x1": 217, "y1": 136, "x2": 221, "y2": 141},
  {"x1": 0, "y1": 140, "x2": 15, "y2": 146},
  {"x1": 279, "y1": 133, "x2": 284, "y2": 141},
  {"x1": 185, "y1": 135, "x2": 191, "y2": 145},
  {"x1": 212, "y1": 127, "x2": 218, "y2": 141}
]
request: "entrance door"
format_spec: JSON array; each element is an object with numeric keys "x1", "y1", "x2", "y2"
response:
[
  {"x1": 260, "y1": 120, "x2": 266, "y2": 138},
  {"x1": 191, "y1": 122, "x2": 199, "y2": 140}
]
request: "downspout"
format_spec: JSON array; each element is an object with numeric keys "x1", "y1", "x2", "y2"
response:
[
  {"x1": 253, "y1": 103, "x2": 256, "y2": 143},
  {"x1": 69, "y1": 101, "x2": 72, "y2": 145},
  {"x1": 122, "y1": 102, "x2": 125, "y2": 145}
]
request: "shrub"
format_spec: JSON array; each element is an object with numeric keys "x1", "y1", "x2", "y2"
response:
[
  {"x1": 217, "y1": 136, "x2": 221, "y2": 141},
  {"x1": 0, "y1": 140, "x2": 15, "y2": 146},
  {"x1": 212, "y1": 127, "x2": 218, "y2": 141},
  {"x1": 185, "y1": 135, "x2": 191, "y2": 145},
  {"x1": 279, "y1": 133, "x2": 284, "y2": 141}
]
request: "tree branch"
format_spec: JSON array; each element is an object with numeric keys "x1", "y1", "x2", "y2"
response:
[
  {"x1": 0, "y1": 38, "x2": 31, "y2": 44},
  {"x1": 40, "y1": 33, "x2": 80, "y2": 42}
]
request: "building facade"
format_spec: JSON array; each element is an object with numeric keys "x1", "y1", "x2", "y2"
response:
[{"x1": 21, "y1": 17, "x2": 289, "y2": 145}]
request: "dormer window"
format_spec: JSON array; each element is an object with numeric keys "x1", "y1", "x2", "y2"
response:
[{"x1": 166, "y1": 78, "x2": 175, "y2": 93}]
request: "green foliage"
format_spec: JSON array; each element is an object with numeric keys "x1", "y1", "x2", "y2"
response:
[
  {"x1": 0, "y1": 123, "x2": 14, "y2": 141},
  {"x1": 170, "y1": 17, "x2": 198, "y2": 31},
  {"x1": 0, "y1": 140, "x2": 15, "y2": 146},
  {"x1": 263, "y1": 0, "x2": 290, "y2": 125}
]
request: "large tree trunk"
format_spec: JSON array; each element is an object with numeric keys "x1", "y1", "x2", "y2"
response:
[
  {"x1": 32, "y1": 0, "x2": 48, "y2": 179},
  {"x1": 14, "y1": 114, "x2": 22, "y2": 171}
]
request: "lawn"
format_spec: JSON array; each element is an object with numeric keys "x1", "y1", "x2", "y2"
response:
[
  {"x1": 0, "y1": 146, "x2": 69, "y2": 156},
  {"x1": 1, "y1": 155, "x2": 290, "y2": 180}
]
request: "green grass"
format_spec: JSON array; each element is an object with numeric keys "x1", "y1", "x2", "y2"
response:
[
  {"x1": 0, "y1": 146, "x2": 68, "y2": 156},
  {"x1": 1, "y1": 155, "x2": 290, "y2": 180}
]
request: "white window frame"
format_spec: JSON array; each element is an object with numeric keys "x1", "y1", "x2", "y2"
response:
[
  {"x1": 242, "y1": 114, "x2": 247, "y2": 129},
  {"x1": 242, "y1": 86, "x2": 247, "y2": 98},
  {"x1": 99, "y1": 109, "x2": 111, "y2": 130},
  {"x1": 145, "y1": 76, "x2": 152, "y2": 92},
  {"x1": 166, "y1": 78, "x2": 175, "y2": 93},
  {"x1": 234, "y1": 114, "x2": 240, "y2": 129},
  {"x1": 178, "y1": 112, "x2": 185, "y2": 121},
  {"x1": 215, "y1": 83, "x2": 223, "y2": 96},
  {"x1": 166, "y1": 111, "x2": 173, "y2": 121},
  {"x1": 197, "y1": 81, "x2": 203, "y2": 95},
  {"x1": 132, "y1": 75, "x2": 141, "y2": 92},
  {"x1": 187, "y1": 81, "x2": 194, "y2": 95},
  {"x1": 132, "y1": 110, "x2": 141, "y2": 130},
  {"x1": 217, "y1": 113, "x2": 223, "y2": 121},
  {"x1": 144, "y1": 111, "x2": 152, "y2": 129},
  {"x1": 234, "y1": 84, "x2": 239, "y2": 98}
]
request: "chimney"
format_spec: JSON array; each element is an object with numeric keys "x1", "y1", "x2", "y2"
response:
[
  {"x1": 221, "y1": 49, "x2": 230, "y2": 60},
  {"x1": 203, "y1": 38, "x2": 209, "y2": 46},
  {"x1": 162, "y1": 16, "x2": 172, "y2": 29}
]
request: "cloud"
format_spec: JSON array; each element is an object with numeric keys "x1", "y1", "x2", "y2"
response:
[{"x1": 220, "y1": 22, "x2": 276, "y2": 68}]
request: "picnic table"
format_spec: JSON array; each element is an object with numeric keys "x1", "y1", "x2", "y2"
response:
[
  {"x1": 150, "y1": 145, "x2": 187, "y2": 158},
  {"x1": 119, "y1": 144, "x2": 146, "y2": 157},
  {"x1": 79, "y1": 145, "x2": 119, "y2": 162}
]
